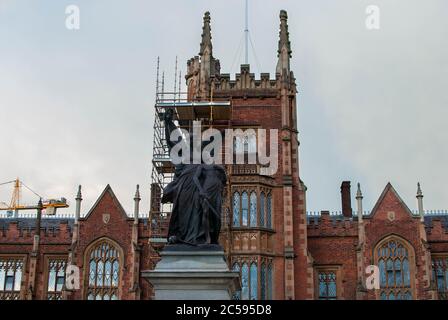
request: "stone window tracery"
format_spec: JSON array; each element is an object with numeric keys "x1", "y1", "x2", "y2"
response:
[
  {"x1": 0, "y1": 257, "x2": 23, "y2": 300},
  {"x1": 375, "y1": 237, "x2": 414, "y2": 300},
  {"x1": 85, "y1": 239, "x2": 121, "y2": 300},
  {"x1": 432, "y1": 256, "x2": 448, "y2": 300},
  {"x1": 47, "y1": 258, "x2": 67, "y2": 300}
]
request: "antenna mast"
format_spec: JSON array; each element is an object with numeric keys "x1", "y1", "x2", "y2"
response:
[{"x1": 244, "y1": 0, "x2": 249, "y2": 64}]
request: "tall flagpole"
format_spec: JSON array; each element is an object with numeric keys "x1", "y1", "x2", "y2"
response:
[{"x1": 245, "y1": 0, "x2": 249, "y2": 64}]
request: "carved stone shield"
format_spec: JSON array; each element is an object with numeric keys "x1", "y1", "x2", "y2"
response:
[
  {"x1": 103, "y1": 213, "x2": 110, "y2": 224},
  {"x1": 387, "y1": 211, "x2": 395, "y2": 221}
]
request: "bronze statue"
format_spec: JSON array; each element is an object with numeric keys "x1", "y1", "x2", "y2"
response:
[{"x1": 161, "y1": 109, "x2": 226, "y2": 245}]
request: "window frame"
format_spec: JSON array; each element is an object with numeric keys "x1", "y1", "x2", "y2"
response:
[
  {"x1": 432, "y1": 254, "x2": 448, "y2": 300},
  {"x1": 231, "y1": 187, "x2": 273, "y2": 230},
  {"x1": 314, "y1": 265, "x2": 342, "y2": 300},
  {"x1": 44, "y1": 255, "x2": 68, "y2": 300},
  {"x1": 373, "y1": 235, "x2": 416, "y2": 300},
  {"x1": 0, "y1": 254, "x2": 27, "y2": 300},
  {"x1": 82, "y1": 237, "x2": 124, "y2": 300}
]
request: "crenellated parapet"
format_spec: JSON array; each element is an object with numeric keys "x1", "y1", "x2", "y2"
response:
[
  {"x1": 0, "y1": 219, "x2": 74, "y2": 243},
  {"x1": 425, "y1": 216, "x2": 448, "y2": 241},
  {"x1": 307, "y1": 211, "x2": 358, "y2": 237}
]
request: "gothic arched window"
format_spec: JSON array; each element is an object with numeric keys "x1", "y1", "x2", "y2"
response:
[
  {"x1": 86, "y1": 239, "x2": 121, "y2": 300},
  {"x1": 433, "y1": 257, "x2": 448, "y2": 299},
  {"x1": 47, "y1": 259, "x2": 67, "y2": 300},
  {"x1": 266, "y1": 193, "x2": 272, "y2": 229},
  {"x1": 376, "y1": 237, "x2": 414, "y2": 300},
  {"x1": 233, "y1": 192, "x2": 240, "y2": 227},
  {"x1": 0, "y1": 258, "x2": 23, "y2": 300},
  {"x1": 250, "y1": 263, "x2": 258, "y2": 300},
  {"x1": 241, "y1": 192, "x2": 249, "y2": 226},
  {"x1": 249, "y1": 192, "x2": 257, "y2": 227},
  {"x1": 259, "y1": 192, "x2": 265, "y2": 227}
]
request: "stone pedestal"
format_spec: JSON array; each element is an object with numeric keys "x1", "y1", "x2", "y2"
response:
[{"x1": 142, "y1": 244, "x2": 240, "y2": 300}]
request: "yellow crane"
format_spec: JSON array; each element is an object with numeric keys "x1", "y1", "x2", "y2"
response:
[{"x1": 0, "y1": 178, "x2": 69, "y2": 216}]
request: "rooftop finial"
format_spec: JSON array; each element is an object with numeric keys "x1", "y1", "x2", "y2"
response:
[
  {"x1": 134, "y1": 184, "x2": 141, "y2": 200},
  {"x1": 199, "y1": 11, "x2": 212, "y2": 56},
  {"x1": 276, "y1": 10, "x2": 292, "y2": 75},
  {"x1": 356, "y1": 183, "x2": 363, "y2": 199},
  {"x1": 76, "y1": 185, "x2": 82, "y2": 200},
  {"x1": 417, "y1": 182, "x2": 423, "y2": 198}
]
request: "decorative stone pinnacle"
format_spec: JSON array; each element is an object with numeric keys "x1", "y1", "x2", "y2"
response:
[
  {"x1": 76, "y1": 185, "x2": 82, "y2": 201},
  {"x1": 134, "y1": 184, "x2": 141, "y2": 201},
  {"x1": 356, "y1": 183, "x2": 363, "y2": 199},
  {"x1": 417, "y1": 182, "x2": 423, "y2": 198},
  {"x1": 199, "y1": 11, "x2": 212, "y2": 56},
  {"x1": 278, "y1": 10, "x2": 291, "y2": 57}
]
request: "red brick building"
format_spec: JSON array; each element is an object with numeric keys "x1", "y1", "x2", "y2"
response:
[{"x1": 1, "y1": 10, "x2": 447, "y2": 300}]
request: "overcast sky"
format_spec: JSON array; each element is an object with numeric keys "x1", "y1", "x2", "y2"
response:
[{"x1": 0, "y1": 0, "x2": 447, "y2": 216}]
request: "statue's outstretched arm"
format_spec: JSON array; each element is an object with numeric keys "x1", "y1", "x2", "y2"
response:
[{"x1": 163, "y1": 108, "x2": 180, "y2": 152}]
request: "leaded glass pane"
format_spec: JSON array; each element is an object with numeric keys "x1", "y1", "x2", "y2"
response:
[
  {"x1": 14, "y1": 269, "x2": 22, "y2": 291},
  {"x1": 386, "y1": 259, "x2": 394, "y2": 286},
  {"x1": 266, "y1": 193, "x2": 272, "y2": 229},
  {"x1": 404, "y1": 291, "x2": 412, "y2": 300},
  {"x1": 242, "y1": 192, "x2": 249, "y2": 226},
  {"x1": 232, "y1": 263, "x2": 241, "y2": 300},
  {"x1": 328, "y1": 273, "x2": 337, "y2": 298},
  {"x1": 249, "y1": 192, "x2": 257, "y2": 227},
  {"x1": 318, "y1": 274, "x2": 327, "y2": 298},
  {"x1": 250, "y1": 263, "x2": 257, "y2": 300},
  {"x1": 48, "y1": 269, "x2": 56, "y2": 292},
  {"x1": 233, "y1": 192, "x2": 240, "y2": 227},
  {"x1": 241, "y1": 263, "x2": 249, "y2": 300},
  {"x1": 97, "y1": 261, "x2": 104, "y2": 286},
  {"x1": 89, "y1": 260, "x2": 96, "y2": 286},
  {"x1": 395, "y1": 260, "x2": 402, "y2": 286},
  {"x1": 0, "y1": 268, "x2": 5, "y2": 291},
  {"x1": 260, "y1": 263, "x2": 266, "y2": 300},
  {"x1": 379, "y1": 259, "x2": 386, "y2": 287},
  {"x1": 403, "y1": 258, "x2": 410, "y2": 287},
  {"x1": 105, "y1": 261, "x2": 112, "y2": 286},
  {"x1": 5, "y1": 276, "x2": 13, "y2": 291},
  {"x1": 112, "y1": 261, "x2": 119, "y2": 286},
  {"x1": 259, "y1": 193, "x2": 265, "y2": 227},
  {"x1": 267, "y1": 263, "x2": 273, "y2": 300}
]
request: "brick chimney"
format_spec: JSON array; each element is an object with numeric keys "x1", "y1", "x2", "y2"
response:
[{"x1": 341, "y1": 181, "x2": 352, "y2": 217}]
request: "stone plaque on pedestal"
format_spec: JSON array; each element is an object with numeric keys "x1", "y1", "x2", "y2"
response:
[{"x1": 142, "y1": 244, "x2": 240, "y2": 300}]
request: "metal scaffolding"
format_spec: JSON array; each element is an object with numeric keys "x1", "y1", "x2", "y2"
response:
[{"x1": 148, "y1": 58, "x2": 232, "y2": 244}]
